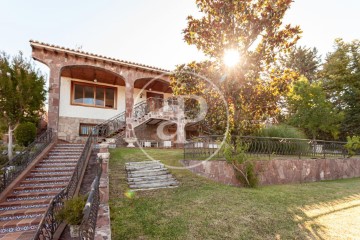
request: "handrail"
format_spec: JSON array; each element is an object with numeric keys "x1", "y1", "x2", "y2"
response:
[
  {"x1": 79, "y1": 158, "x2": 102, "y2": 239},
  {"x1": 0, "y1": 128, "x2": 53, "y2": 193},
  {"x1": 97, "y1": 112, "x2": 126, "y2": 138},
  {"x1": 184, "y1": 135, "x2": 351, "y2": 160},
  {"x1": 33, "y1": 131, "x2": 95, "y2": 240}
]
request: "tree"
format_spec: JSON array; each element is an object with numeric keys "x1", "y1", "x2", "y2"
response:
[
  {"x1": 286, "y1": 77, "x2": 343, "y2": 140},
  {"x1": 172, "y1": 0, "x2": 301, "y2": 135},
  {"x1": 278, "y1": 45, "x2": 321, "y2": 82},
  {"x1": 14, "y1": 122, "x2": 37, "y2": 147},
  {"x1": 321, "y1": 39, "x2": 360, "y2": 138},
  {"x1": 0, "y1": 52, "x2": 46, "y2": 159}
]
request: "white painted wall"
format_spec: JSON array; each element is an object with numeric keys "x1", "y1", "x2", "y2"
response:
[{"x1": 59, "y1": 77, "x2": 125, "y2": 120}]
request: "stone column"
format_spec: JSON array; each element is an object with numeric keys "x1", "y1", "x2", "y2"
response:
[
  {"x1": 47, "y1": 64, "x2": 62, "y2": 137},
  {"x1": 124, "y1": 78, "x2": 137, "y2": 147}
]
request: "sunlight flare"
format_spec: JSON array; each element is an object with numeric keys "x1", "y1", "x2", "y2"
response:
[{"x1": 223, "y1": 49, "x2": 240, "y2": 67}]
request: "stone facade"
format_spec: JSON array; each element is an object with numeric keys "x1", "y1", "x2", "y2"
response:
[
  {"x1": 30, "y1": 40, "x2": 170, "y2": 139},
  {"x1": 182, "y1": 158, "x2": 360, "y2": 186},
  {"x1": 58, "y1": 116, "x2": 104, "y2": 143}
]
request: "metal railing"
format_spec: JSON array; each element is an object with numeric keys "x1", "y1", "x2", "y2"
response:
[
  {"x1": 0, "y1": 128, "x2": 53, "y2": 193},
  {"x1": 79, "y1": 158, "x2": 102, "y2": 239},
  {"x1": 133, "y1": 97, "x2": 179, "y2": 120},
  {"x1": 184, "y1": 135, "x2": 351, "y2": 160},
  {"x1": 33, "y1": 131, "x2": 95, "y2": 240},
  {"x1": 96, "y1": 112, "x2": 125, "y2": 138}
]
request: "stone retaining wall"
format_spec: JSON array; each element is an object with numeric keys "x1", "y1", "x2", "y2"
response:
[{"x1": 182, "y1": 158, "x2": 360, "y2": 186}]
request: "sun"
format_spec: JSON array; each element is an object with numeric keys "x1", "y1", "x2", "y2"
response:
[{"x1": 223, "y1": 49, "x2": 240, "y2": 67}]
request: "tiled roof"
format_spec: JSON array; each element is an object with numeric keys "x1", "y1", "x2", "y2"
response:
[{"x1": 29, "y1": 40, "x2": 171, "y2": 73}]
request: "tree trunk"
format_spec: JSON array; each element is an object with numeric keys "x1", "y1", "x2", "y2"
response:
[{"x1": 7, "y1": 126, "x2": 13, "y2": 160}]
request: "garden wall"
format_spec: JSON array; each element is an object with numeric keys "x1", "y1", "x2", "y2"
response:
[{"x1": 182, "y1": 158, "x2": 360, "y2": 186}]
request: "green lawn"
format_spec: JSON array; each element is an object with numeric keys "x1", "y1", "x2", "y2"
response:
[{"x1": 109, "y1": 148, "x2": 360, "y2": 240}]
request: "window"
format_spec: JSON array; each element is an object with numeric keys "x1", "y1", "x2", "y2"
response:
[
  {"x1": 79, "y1": 123, "x2": 97, "y2": 136},
  {"x1": 72, "y1": 82, "x2": 116, "y2": 108}
]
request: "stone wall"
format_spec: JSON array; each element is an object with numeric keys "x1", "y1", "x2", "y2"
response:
[
  {"x1": 182, "y1": 158, "x2": 360, "y2": 186},
  {"x1": 58, "y1": 116, "x2": 104, "y2": 143}
]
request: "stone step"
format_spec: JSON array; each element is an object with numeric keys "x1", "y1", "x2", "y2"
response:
[
  {"x1": 129, "y1": 180, "x2": 178, "y2": 189},
  {"x1": 128, "y1": 168, "x2": 168, "y2": 174},
  {"x1": 6, "y1": 191, "x2": 58, "y2": 202},
  {"x1": 127, "y1": 174, "x2": 174, "y2": 182},
  {"x1": 125, "y1": 161, "x2": 160, "y2": 166},
  {"x1": 129, "y1": 178, "x2": 177, "y2": 186},
  {"x1": 126, "y1": 164, "x2": 165, "y2": 171},
  {"x1": 128, "y1": 170, "x2": 169, "y2": 178}
]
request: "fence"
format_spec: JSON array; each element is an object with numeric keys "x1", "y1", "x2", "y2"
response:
[
  {"x1": 0, "y1": 128, "x2": 53, "y2": 193},
  {"x1": 79, "y1": 158, "x2": 102, "y2": 239},
  {"x1": 184, "y1": 135, "x2": 350, "y2": 160}
]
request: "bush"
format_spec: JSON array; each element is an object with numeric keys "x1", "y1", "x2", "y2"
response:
[
  {"x1": 0, "y1": 155, "x2": 8, "y2": 165},
  {"x1": 57, "y1": 196, "x2": 86, "y2": 225},
  {"x1": 345, "y1": 136, "x2": 360, "y2": 157},
  {"x1": 251, "y1": 125, "x2": 309, "y2": 155},
  {"x1": 14, "y1": 122, "x2": 36, "y2": 147},
  {"x1": 255, "y1": 124, "x2": 307, "y2": 139}
]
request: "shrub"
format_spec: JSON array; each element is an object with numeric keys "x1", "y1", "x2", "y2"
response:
[
  {"x1": 252, "y1": 125, "x2": 309, "y2": 155},
  {"x1": 255, "y1": 124, "x2": 307, "y2": 139},
  {"x1": 57, "y1": 196, "x2": 86, "y2": 225},
  {"x1": 345, "y1": 136, "x2": 360, "y2": 157},
  {"x1": 223, "y1": 135, "x2": 258, "y2": 188},
  {"x1": 14, "y1": 122, "x2": 36, "y2": 147},
  {"x1": 0, "y1": 155, "x2": 8, "y2": 165}
]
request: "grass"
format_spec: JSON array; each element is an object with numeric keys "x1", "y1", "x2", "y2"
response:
[{"x1": 109, "y1": 148, "x2": 360, "y2": 240}]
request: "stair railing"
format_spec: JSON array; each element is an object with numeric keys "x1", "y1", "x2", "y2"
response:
[
  {"x1": 33, "y1": 130, "x2": 95, "y2": 240},
  {"x1": 97, "y1": 112, "x2": 126, "y2": 138},
  {"x1": 79, "y1": 157, "x2": 102, "y2": 239},
  {"x1": 0, "y1": 128, "x2": 53, "y2": 193}
]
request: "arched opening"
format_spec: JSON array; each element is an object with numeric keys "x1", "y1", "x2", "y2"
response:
[
  {"x1": 57, "y1": 65, "x2": 127, "y2": 142},
  {"x1": 61, "y1": 65, "x2": 125, "y2": 86}
]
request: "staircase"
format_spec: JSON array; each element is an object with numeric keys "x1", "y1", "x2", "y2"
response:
[
  {"x1": 97, "y1": 97, "x2": 179, "y2": 145},
  {"x1": 126, "y1": 161, "x2": 178, "y2": 191},
  {"x1": 0, "y1": 143, "x2": 84, "y2": 240}
]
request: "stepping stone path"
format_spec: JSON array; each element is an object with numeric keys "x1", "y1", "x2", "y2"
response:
[
  {"x1": 0, "y1": 143, "x2": 84, "y2": 240},
  {"x1": 126, "y1": 161, "x2": 178, "y2": 191}
]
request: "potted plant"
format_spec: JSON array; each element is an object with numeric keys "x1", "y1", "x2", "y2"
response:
[{"x1": 57, "y1": 196, "x2": 86, "y2": 238}]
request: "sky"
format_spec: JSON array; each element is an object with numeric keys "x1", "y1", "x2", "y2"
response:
[{"x1": 0, "y1": 0, "x2": 359, "y2": 72}]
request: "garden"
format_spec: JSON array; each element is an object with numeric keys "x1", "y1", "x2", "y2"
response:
[{"x1": 109, "y1": 148, "x2": 360, "y2": 240}]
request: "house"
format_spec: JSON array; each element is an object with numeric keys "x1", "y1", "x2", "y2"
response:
[{"x1": 30, "y1": 40, "x2": 197, "y2": 146}]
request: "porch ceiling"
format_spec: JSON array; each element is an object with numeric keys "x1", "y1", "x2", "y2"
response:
[
  {"x1": 61, "y1": 66, "x2": 125, "y2": 86},
  {"x1": 134, "y1": 78, "x2": 172, "y2": 93}
]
